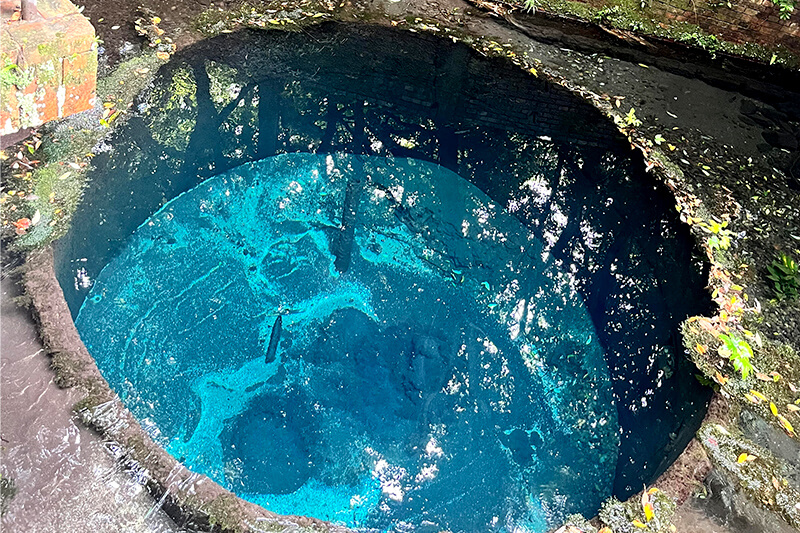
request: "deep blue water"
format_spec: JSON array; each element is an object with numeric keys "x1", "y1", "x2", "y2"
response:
[{"x1": 76, "y1": 153, "x2": 619, "y2": 531}]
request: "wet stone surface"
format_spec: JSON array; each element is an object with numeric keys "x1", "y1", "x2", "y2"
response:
[{"x1": 0, "y1": 275, "x2": 183, "y2": 533}]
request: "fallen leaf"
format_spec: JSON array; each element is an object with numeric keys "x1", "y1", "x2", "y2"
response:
[
  {"x1": 771, "y1": 402, "x2": 779, "y2": 416},
  {"x1": 696, "y1": 343, "x2": 707, "y2": 354},
  {"x1": 156, "y1": 51, "x2": 170, "y2": 61},
  {"x1": 777, "y1": 414, "x2": 795, "y2": 435},
  {"x1": 13, "y1": 218, "x2": 30, "y2": 230},
  {"x1": 750, "y1": 390, "x2": 768, "y2": 402},
  {"x1": 744, "y1": 393, "x2": 761, "y2": 404},
  {"x1": 644, "y1": 502, "x2": 654, "y2": 522}
]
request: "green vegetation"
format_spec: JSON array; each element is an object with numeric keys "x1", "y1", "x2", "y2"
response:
[
  {"x1": 0, "y1": 61, "x2": 34, "y2": 92},
  {"x1": 699, "y1": 218, "x2": 733, "y2": 251},
  {"x1": 772, "y1": 0, "x2": 797, "y2": 19},
  {"x1": 766, "y1": 252, "x2": 800, "y2": 301},
  {"x1": 517, "y1": 0, "x2": 800, "y2": 69},
  {"x1": 598, "y1": 489, "x2": 677, "y2": 532},
  {"x1": 719, "y1": 333, "x2": 755, "y2": 380},
  {"x1": 623, "y1": 107, "x2": 642, "y2": 127}
]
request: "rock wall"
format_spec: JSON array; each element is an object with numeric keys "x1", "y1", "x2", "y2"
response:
[{"x1": 649, "y1": 0, "x2": 799, "y2": 53}]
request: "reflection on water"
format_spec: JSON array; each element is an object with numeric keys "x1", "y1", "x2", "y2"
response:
[
  {"x1": 77, "y1": 154, "x2": 619, "y2": 531},
  {"x1": 57, "y1": 23, "x2": 712, "y2": 527}
]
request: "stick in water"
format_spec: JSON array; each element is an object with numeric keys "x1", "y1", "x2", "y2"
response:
[{"x1": 265, "y1": 315, "x2": 282, "y2": 363}]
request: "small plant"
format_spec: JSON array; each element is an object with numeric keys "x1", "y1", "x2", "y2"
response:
[
  {"x1": 523, "y1": 0, "x2": 538, "y2": 12},
  {"x1": 699, "y1": 219, "x2": 734, "y2": 251},
  {"x1": 623, "y1": 108, "x2": 642, "y2": 127},
  {"x1": 772, "y1": 0, "x2": 796, "y2": 19},
  {"x1": 766, "y1": 251, "x2": 800, "y2": 301},
  {"x1": 593, "y1": 5, "x2": 623, "y2": 24},
  {"x1": 718, "y1": 333, "x2": 754, "y2": 380}
]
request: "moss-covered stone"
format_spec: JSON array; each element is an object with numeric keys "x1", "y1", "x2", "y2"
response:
[{"x1": 699, "y1": 422, "x2": 800, "y2": 528}]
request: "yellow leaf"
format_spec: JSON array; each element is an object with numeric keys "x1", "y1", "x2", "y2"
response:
[
  {"x1": 696, "y1": 343, "x2": 707, "y2": 354},
  {"x1": 598, "y1": 528, "x2": 614, "y2": 533},
  {"x1": 777, "y1": 414, "x2": 796, "y2": 435},
  {"x1": 644, "y1": 502, "x2": 655, "y2": 522},
  {"x1": 737, "y1": 453, "x2": 748, "y2": 463},
  {"x1": 529, "y1": 67, "x2": 538, "y2": 77},
  {"x1": 647, "y1": 487, "x2": 659, "y2": 495},
  {"x1": 771, "y1": 402, "x2": 779, "y2": 416},
  {"x1": 744, "y1": 393, "x2": 760, "y2": 404},
  {"x1": 750, "y1": 390, "x2": 768, "y2": 402},
  {"x1": 632, "y1": 519, "x2": 647, "y2": 528},
  {"x1": 151, "y1": 16, "x2": 161, "y2": 24}
]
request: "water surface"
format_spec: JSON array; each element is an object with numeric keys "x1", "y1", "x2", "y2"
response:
[{"x1": 77, "y1": 153, "x2": 619, "y2": 531}]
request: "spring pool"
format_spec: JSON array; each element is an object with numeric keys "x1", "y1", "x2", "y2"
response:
[
  {"x1": 76, "y1": 153, "x2": 617, "y2": 530},
  {"x1": 55, "y1": 22, "x2": 713, "y2": 533}
]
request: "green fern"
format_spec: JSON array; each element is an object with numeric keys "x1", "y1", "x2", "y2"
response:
[{"x1": 766, "y1": 252, "x2": 799, "y2": 301}]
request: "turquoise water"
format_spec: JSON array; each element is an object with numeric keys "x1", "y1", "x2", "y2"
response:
[{"x1": 76, "y1": 153, "x2": 619, "y2": 532}]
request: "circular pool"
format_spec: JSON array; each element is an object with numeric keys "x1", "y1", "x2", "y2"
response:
[{"x1": 55, "y1": 23, "x2": 712, "y2": 533}]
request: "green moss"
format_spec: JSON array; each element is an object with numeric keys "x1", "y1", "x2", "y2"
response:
[
  {"x1": 96, "y1": 52, "x2": 161, "y2": 104},
  {"x1": 0, "y1": 61, "x2": 31, "y2": 92},
  {"x1": 13, "y1": 157, "x2": 88, "y2": 249},
  {"x1": 193, "y1": 0, "x2": 338, "y2": 36},
  {"x1": 206, "y1": 60, "x2": 247, "y2": 112},
  {"x1": 3, "y1": 53, "x2": 160, "y2": 251},
  {"x1": 699, "y1": 423, "x2": 800, "y2": 528},
  {"x1": 34, "y1": 59, "x2": 60, "y2": 86},
  {"x1": 598, "y1": 490, "x2": 677, "y2": 533},
  {"x1": 36, "y1": 42, "x2": 61, "y2": 62},
  {"x1": 49, "y1": 349, "x2": 88, "y2": 388},
  {"x1": 203, "y1": 494, "x2": 248, "y2": 533},
  {"x1": 513, "y1": 0, "x2": 800, "y2": 68}
]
